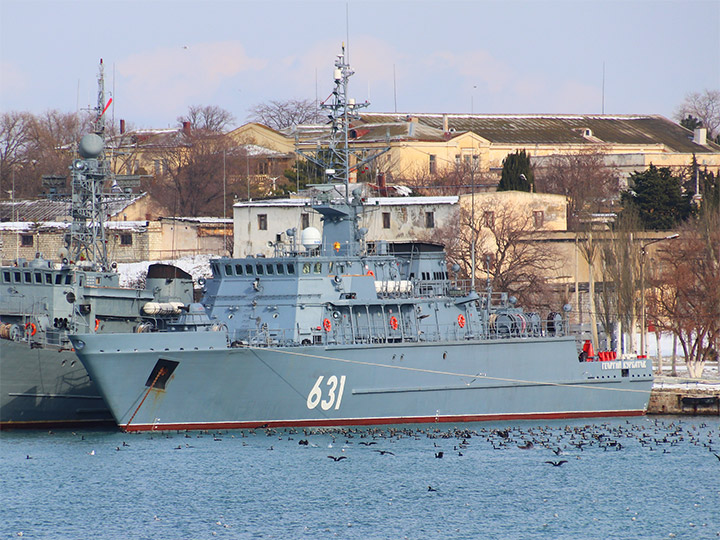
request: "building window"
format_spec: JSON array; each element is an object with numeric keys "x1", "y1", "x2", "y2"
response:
[
  {"x1": 120, "y1": 234, "x2": 133, "y2": 246},
  {"x1": 382, "y1": 212, "x2": 391, "y2": 229},
  {"x1": 20, "y1": 234, "x2": 33, "y2": 247},
  {"x1": 301, "y1": 213, "x2": 309, "y2": 230},
  {"x1": 429, "y1": 155, "x2": 437, "y2": 175},
  {"x1": 483, "y1": 211, "x2": 495, "y2": 228},
  {"x1": 533, "y1": 210, "x2": 544, "y2": 228},
  {"x1": 425, "y1": 211, "x2": 435, "y2": 228},
  {"x1": 258, "y1": 214, "x2": 268, "y2": 230},
  {"x1": 258, "y1": 161, "x2": 269, "y2": 175}
]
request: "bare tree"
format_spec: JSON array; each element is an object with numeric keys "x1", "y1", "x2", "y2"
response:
[
  {"x1": 248, "y1": 99, "x2": 324, "y2": 130},
  {"x1": 647, "y1": 207, "x2": 720, "y2": 377},
  {"x1": 1, "y1": 110, "x2": 92, "y2": 199},
  {"x1": 534, "y1": 150, "x2": 620, "y2": 230},
  {"x1": 148, "y1": 131, "x2": 239, "y2": 217},
  {"x1": 0, "y1": 111, "x2": 35, "y2": 198},
  {"x1": 576, "y1": 226, "x2": 601, "y2": 350},
  {"x1": 178, "y1": 105, "x2": 235, "y2": 133},
  {"x1": 425, "y1": 199, "x2": 561, "y2": 311},
  {"x1": 403, "y1": 157, "x2": 495, "y2": 197},
  {"x1": 601, "y1": 209, "x2": 643, "y2": 354},
  {"x1": 675, "y1": 89, "x2": 720, "y2": 139}
]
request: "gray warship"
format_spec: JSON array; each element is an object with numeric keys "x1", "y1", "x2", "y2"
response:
[
  {"x1": 70, "y1": 48, "x2": 653, "y2": 432},
  {"x1": 0, "y1": 61, "x2": 194, "y2": 429}
]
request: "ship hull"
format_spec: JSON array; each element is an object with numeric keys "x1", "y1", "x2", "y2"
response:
[
  {"x1": 72, "y1": 332, "x2": 653, "y2": 432},
  {"x1": 0, "y1": 339, "x2": 113, "y2": 429}
]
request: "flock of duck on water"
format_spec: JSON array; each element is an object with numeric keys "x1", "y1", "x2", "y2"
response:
[{"x1": 30, "y1": 418, "x2": 719, "y2": 469}]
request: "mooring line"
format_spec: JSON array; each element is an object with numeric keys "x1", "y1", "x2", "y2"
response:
[{"x1": 242, "y1": 345, "x2": 652, "y2": 395}]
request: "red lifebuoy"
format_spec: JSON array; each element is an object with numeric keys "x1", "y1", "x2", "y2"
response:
[
  {"x1": 367, "y1": 270, "x2": 375, "y2": 277},
  {"x1": 457, "y1": 314, "x2": 466, "y2": 328},
  {"x1": 389, "y1": 316, "x2": 398, "y2": 330},
  {"x1": 25, "y1": 322, "x2": 37, "y2": 336},
  {"x1": 323, "y1": 318, "x2": 332, "y2": 332},
  {"x1": 95, "y1": 319, "x2": 100, "y2": 331}
]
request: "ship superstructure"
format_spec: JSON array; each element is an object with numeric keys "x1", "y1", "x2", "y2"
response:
[{"x1": 70, "y1": 48, "x2": 653, "y2": 432}]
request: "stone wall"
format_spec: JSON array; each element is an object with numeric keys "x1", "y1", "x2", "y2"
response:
[{"x1": 648, "y1": 388, "x2": 720, "y2": 416}]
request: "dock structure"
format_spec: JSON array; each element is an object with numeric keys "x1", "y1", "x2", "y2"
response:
[{"x1": 648, "y1": 377, "x2": 720, "y2": 415}]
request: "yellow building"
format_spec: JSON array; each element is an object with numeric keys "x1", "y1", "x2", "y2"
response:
[{"x1": 354, "y1": 114, "x2": 720, "y2": 185}]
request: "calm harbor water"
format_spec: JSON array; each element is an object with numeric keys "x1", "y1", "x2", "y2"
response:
[{"x1": 1, "y1": 417, "x2": 718, "y2": 540}]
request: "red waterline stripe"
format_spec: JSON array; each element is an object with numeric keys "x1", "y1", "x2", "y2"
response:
[
  {"x1": 121, "y1": 410, "x2": 647, "y2": 433},
  {"x1": 0, "y1": 418, "x2": 116, "y2": 431}
]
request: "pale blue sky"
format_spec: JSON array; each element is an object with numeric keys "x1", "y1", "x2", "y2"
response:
[{"x1": 1, "y1": 0, "x2": 718, "y2": 129}]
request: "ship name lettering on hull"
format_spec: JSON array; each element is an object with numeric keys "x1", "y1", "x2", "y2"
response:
[{"x1": 600, "y1": 360, "x2": 647, "y2": 370}]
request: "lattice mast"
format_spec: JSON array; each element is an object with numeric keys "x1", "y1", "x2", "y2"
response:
[
  {"x1": 297, "y1": 44, "x2": 386, "y2": 201},
  {"x1": 67, "y1": 59, "x2": 112, "y2": 269}
]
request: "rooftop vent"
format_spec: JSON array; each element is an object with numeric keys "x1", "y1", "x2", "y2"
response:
[{"x1": 693, "y1": 127, "x2": 707, "y2": 146}]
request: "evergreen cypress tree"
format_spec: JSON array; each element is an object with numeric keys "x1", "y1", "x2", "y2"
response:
[
  {"x1": 497, "y1": 150, "x2": 533, "y2": 192},
  {"x1": 620, "y1": 164, "x2": 691, "y2": 230}
]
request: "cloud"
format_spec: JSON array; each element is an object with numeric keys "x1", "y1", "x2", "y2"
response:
[
  {"x1": 116, "y1": 41, "x2": 266, "y2": 122},
  {"x1": 422, "y1": 49, "x2": 512, "y2": 95},
  {"x1": 0, "y1": 61, "x2": 28, "y2": 101}
]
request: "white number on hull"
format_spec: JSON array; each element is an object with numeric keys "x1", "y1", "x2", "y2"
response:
[{"x1": 307, "y1": 375, "x2": 347, "y2": 410}]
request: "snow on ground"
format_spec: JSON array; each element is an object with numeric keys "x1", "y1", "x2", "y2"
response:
[
  {"x1": 654, "y1": 362, "x2": 720, "y2": 390},
  {"x1": 116, "y1": 255, "x2": 213, "y2": 287}
]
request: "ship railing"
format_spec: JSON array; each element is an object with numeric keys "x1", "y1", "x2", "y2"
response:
[
  {"x1": 229, "y1": 315, "x2": 570, "y2": 349},
  {"x1": 271, "y1": 239, "x2": 368, "y2": 258},
  {"x1": 0, "y1": 324, "x2": 72, "y2": 350},
  {"x1": 236, "y1": 327, "x2": 296, "y2": 347},
  {"x1": 321, "y1": 317, "x2": 567, "y2": 346}
]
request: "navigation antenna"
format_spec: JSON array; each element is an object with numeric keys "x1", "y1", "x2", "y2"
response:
[{"x1": 297, "y1": 44, "x2": 388, "y2": 202}]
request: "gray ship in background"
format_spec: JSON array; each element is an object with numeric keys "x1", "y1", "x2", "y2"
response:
[
  {"x1": 0, "y1": 61, "x2": 194, "y2": 429},
  {"x1": 71, "y1": 47, "x2": 653, "y2": 432}
]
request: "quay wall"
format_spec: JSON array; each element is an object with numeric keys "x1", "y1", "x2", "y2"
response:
[{"x1": 648, "y1": 383, "x2": 720, "y2": 416}]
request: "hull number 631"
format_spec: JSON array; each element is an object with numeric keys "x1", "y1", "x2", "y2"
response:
[{"x1": 306, "y1": 375, "x2": 347, "y2": 410}]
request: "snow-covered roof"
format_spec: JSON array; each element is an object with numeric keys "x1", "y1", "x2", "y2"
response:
[
  {"x1": 0, "y1": 221, "x2": 149, "y2": 232},
  {"x1": 160, "y1": 217, "x2": 233, "y2": 224},
  {"x1": 0, "y1": 194, "x2": 147, "y2": 222},
  {"x1": 233, "y1": 195, "x2": 458, "y2": 208}
]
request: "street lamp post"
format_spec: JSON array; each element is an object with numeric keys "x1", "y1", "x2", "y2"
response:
[{"x1": 639, "y1": 233, "x2": 679, "y2": 357}]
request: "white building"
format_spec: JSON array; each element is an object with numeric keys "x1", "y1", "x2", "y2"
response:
[
  {"x1": 232, "y1": 190, "x2": 568, "y2": 257},
  {"x1": 232, "y1": 196, "x2": 459, "y2": 257}
]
